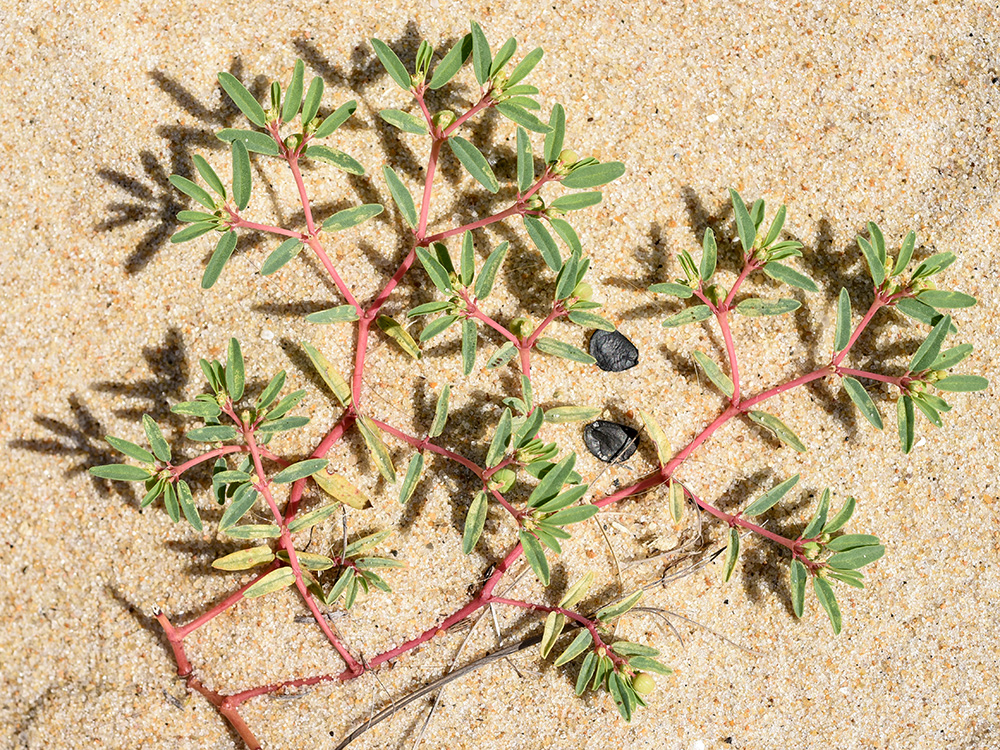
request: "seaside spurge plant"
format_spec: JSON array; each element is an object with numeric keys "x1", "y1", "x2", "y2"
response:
[{"x1": 90, "y1": 23, "x2": 987, "y2": 748}]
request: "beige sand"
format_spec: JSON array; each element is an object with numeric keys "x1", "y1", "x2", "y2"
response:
[{"x1": 2, "y1": 1, "x2": 999, "y2": 748}]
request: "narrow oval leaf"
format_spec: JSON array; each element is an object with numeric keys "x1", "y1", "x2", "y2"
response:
[
  {"x1": 288, "y1": 502, "x2": 340, "y2": 533},
  {"x1": 485, "y1": 341, "x2": 518, "y2": 369},
  {"x1": 202, "y1": 231, "x2": 238, "y2": 289},
  {"x1": 934, "y1": 375, "x2": 988, "y2": 392},
  {"x1": 897, "y1": 391, "x2": 915, "y2": 449},
  {"x1": 474, "y1": 241, "x2": 508, "y2": 300},
  {"x1": 226, "y1": 338, "x2": 245, "y2": 402},
  {"x1": 550, "y1": 218, "x2": 582, "y2": 256},
  {"x1": 567, "y1": 310, "x2": 614, "y2": 331},
  {"x1": 729, "y1": 188, "x2": 756, "y2": 256},
  {"x1": 212, "y1": 546, "x2": 275, "y2": 571},
  {"x1": 142, "y1": 415, "x2": 171, "y2": 462},
  {"x1": 218, "y1": 484, "x2": 258, "y2": 529},
  {"x1": 735, "y1": 298, "x2": 801, "y2": 317},
  {"x1": 722, "y1": 527, "x2": 740, "y2": 582},
  {"x1": 276, "y1": 550, "x2": 336, "y2": 571},
  {"x1": 638, "y1": 409, "x2": 670, "y2": 465},
  {"x1": 357, "y1": 417, "x2": 396, "y2": 483},
  {"x1": 763, "y1": 262, "x2": 818, "y2": 292},
  {"x1": 523, "y1": 215, "x2": 561, "y2": 271},
  {"x1": 485, "y1": 408, "x2": 513, "y2": 467},
  {"x1": 812, "y1": 576, "x2": 842, "y2": 634},
  {"x1": 543, "y1": 405, "x2": 602, "y2": 423},
  {"x1": 244, "y1": 567, "x2": 296, "y2": 599},
  {"x1": 842, "y1": 377, "x2": 884, "y2": 430},
  {"x1": 177, "y1": 480, "x2": 202, "y2": 531},
  {"x1": 469, "y1": 21, "x2": 491, "y2": 84},
  {"x1": 649, "y1": 282, "x2": 694, "y2": 299},
  {"x1": 379, "y1": 108, "x2": 428, "y2": 135},
  {"x1": 305, "y1": 305, "x2": 360, "y2": 324},
  {"x1": 544, "y1": 103, "x2": 565, "y2": 162},
  {"x1": 748, "y1": 410, "x2": 807, "y2": 452},
  {"x1": 662, "y1": 305, "x2": 712, "y2": 328},
  {"x1": 301, "y1": 75, "x2": 324, "y2": 126},
  {"x1": 692, "y1": 351, "x2": 735, "y2": 398},
  {"x1": 90, "y1": 464, "x2": 153, "y2": 481},
  {"x1": 539, "y1": 611, "x2": 566, "y2": 658},
  {"x1": 193, "y1": 154, "x2": 226, "y2": 198},
  {"x1": 535, "y1": 337, "x2": 595, "y2": 364},
  {"x1": 105, "y1": 436, "x2": 154, "y2": 464},
  {"x1": 559, "y1": 571, "x2": 594, "y2": 609},
  {"x1": 398, "y1": 453, "x2": 424, "y2": 505},
  {"x1": 169, "y1": 175, "x2": 216, "y2": 210},
  {"x1": 700, "y1": 228, "x2": 717, "y2": 281},
  {"x1": 895, "y1": 297, "x2": 957, "y2": 331},
  {"x1": 801, "y1": 488, "x2": 831, "y2": 539},
  {"x1": 930, "y1": 344, "x2": 973, "y2": 371},
  {"x1": 312, "y1": 100, "x2": 358, "y2": 139},
  {"x1": 520, "y1": 530, "x2": 550, "y2": 585},
  {"x1": 371, "y1": 38, "x2": 411, "y2": 90},
  {"x1": 461, "y1": 319, "x2": 477, "y2": 375},
  {"x1": 553, "y1": 629, "x2": 592, "y2": 667},
  {"x1": 281, "y1": 59, "x2": 305, "y2": 122},
  {"x1": 790, "y1": 559, "x2": 807, "y2": 617},
  {"x1": 312, "y1": 470, "x2": 370, "y2": 510},
  {"x1": 429, "y1": 384, "x2": 450, "y2": 438},
  {"x1": 575, "y1": 652, "x2": 598, "y2": 695},
  {"x1": 743, "y1": 474, "x2": 801, "y2": 516},
  {"x1": 496, "y1": 101, "x2": 552, "y2": 133},
  {"x1": 669, "y1": 480, "x2": 685, "y2": 523},
  {"x1": 549, "y1": 192, "x2": 603, "y2": 212},
  {"x1": 224, "y1": 523, "x2": 281, "y2": 539},
  {"x1": 545, "y1": 504, "x2": 598, "y2": 526},
  {"x1": 382, "y1": 166, "x2": 418, "y2": 229},
  {"x1": 827, "y1": 533, "x2": 881, "y2": 551},
  {"x1": 322, "y1": 204, "x2": 384, "y2": 232},
  {"x1": 506, "y1": 46, "x2": 544, "y2": 86},
  {"x1": 823, "y1": 496, "x2": 856, "y2": 534},
  {"x1": 429, "y1": 34, "x2": 474, "y2": 89},
  {"x1": 908, "y1": 315, "x2": 952, "y2": 373},
  {"x1": 260, "y1": 238, "x2": 304, "y2": 276},
  {"x1": 828, "y1": 545, "x2": 885, "y2": 570},
  {"x1": 463, "y1": 491, "x2": 488, "y2": 554},
  {"x1": 185, "y1": 425, "x2": 238, "y2": 442},
  {"x1": 561, "y1": 162, "x2": 626, "y2": 189},
  {"x1": 217, "y1": 72, "x2": 266, "y2": 127},
  {"x1": 834, "y1": 288, "x2": 852, "y2": 352},
  {"x1": 892, "y1": 231, "x2": 916, "y2": 276},
  {"x1": 303, "y1": 144, "x2": 365, "y2": 175},
  {"x1": 516, "y1": 126, "x2": 533, "y2": 193},
  {"x1": 273, "y1": 458, "x2": 329, "y2": 484},
  {"x1": 460, "y1": 231, "x2": 475, "y2": 287},
  {"x1": 376, "y1": 316, "x2": 421, "y2": 360},
  {"x1": 216, "y1": 128, "x2": 280, "y2": 156},
  {"x1": 301, "y1": 341, "x2": 351, "y2": 407},
  {"x1": 857, "y1": 235, "x2": 885, "y2": 286},
  {"x1": 231, "y1": 140, "x2": 252, "y2": 211},
  {"x1": 596, "y1": 589, "x2": 643, "y2": 621},
  {"x1": 419, "y1": 314, "x2": 459, "y2": 341},
  {"x1": 448, "y1": 136, "x2": 499, "y2": 193}
]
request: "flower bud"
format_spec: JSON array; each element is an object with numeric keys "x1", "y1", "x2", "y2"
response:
[
  {"x1": 571, "y1": 281, "x2": 593, "y2": 301},
  {"x1": 511, "y1": 317, "x2": 534, "y2": 338},
  {"x1": 558, "y1": 149, "x2": 579, "y2": 165},
  {"x1": 432, "y1": 110, "x2": 457, "y2": 129},
  {"x1": 284, "y1": 133, "x2": 303, "y2": 152},
  {"x1": 631, "y1": 672, "x2": 656, "y2": 695},
  {"x1": 488, "y1": 468, "x2": 516, "y2": 492}
]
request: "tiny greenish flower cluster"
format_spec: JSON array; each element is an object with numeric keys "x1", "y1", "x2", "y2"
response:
[{"x1": 89, "y1": 21, "x2": 986, "y2": 748}]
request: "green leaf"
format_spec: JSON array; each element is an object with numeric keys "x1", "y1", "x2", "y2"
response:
[
  {"x1": 287, "y1": 503, "x2": 339, "y2": 533},
  {"x1": 105, "y1": 436, "x2": 154, "y2": 464},
  {"x1": 506, "y1": 46, "x2": 544, "y2": 86},
  {"x1": 628, "y1": 655, "x2": 672, "y2": 677},
  {"x1": 930, "y1": 344, "x2": 973, "y2": 371},
  {"x1": 543, "y1": 405, "x2": 602, "y2": 424},
  {"x1": 474, "y1": 241, "x2": 508, "y2": 300},
  {"x1": 216, "y1": 128, "x2": 280, "y2": 156},
  {"x1": 382, "y1": 166, "x2": 417, "y2": 229},
  {"x1": 549, "y1": 192, "x2": 602, "y2": 212},
  {"x1": 312, "y1": 100, "x2": 358, "y2": 139},
  {"x1": 567, "y1": 310, "x2": 614, "y2": 331},
  {"x1": 539, "y1": 611, "x2": 566, "y2": 659},
  {"x1": 419, "y1": 314, "x2": 459, "y2": 341},
  {"x1": 485, "y1": 341, "x2": 518, "y2": 370},
  {"x1": 218, "y1": 484, "x2": 258, "y2": 529},
  {"x1": 376, "y1": 316, "x2": 421, "y2": 360},
  {"x1": 728, "y1": 188, "x2": 756, "y2": 256},
  {"x1": 244, "y1": 568, "x2": 296, "y2": 599},
  {"x1": 485, "y1": 408, "x2": 513, "y2": 467},
  {"x1": 828, "y1": 569, "x2": 866, "y2": 589},
  {"x1": 171, "y1": 400, "x2": 221, "y2": 419},
  {"x1": 857, "y1": 235, "x2": 885, "y2": 287},
  {"x1": 322, "y1": 204, "x2": 384, "y2": 232},
  {"x1": 260, "y1": 238, "x2": 303, "y2": 276},
  {"x1": 638, "y1": 409, "x2": 671, "y2": 465},
  {"x1": 429, "y1": 34, "x2": 473, "y2": 89},
  {"x1": 515, "y1": 126, "x2": 533, "y2": 193},
  {"x1": 449, "y1": 135, "x2": 499, "y2": 193},
  {"x1": 735, "y1": 298, "x2": 801, "y2": 317},
  {"x1": 518, "y1": 530, "x2": 549, "y2": 585},
  {"x1": 371, "y1": 38, "x2": 411, "y2": 90},
  {"x1": 828, "y1": 545, "x2": 885, "y2": 570},
  {"x1": 415, "y1": 247, "x2": 454, "y2": 294},
  {"x1": 463, "y1": 491, "x2": 488, "y2": 554},
  {"x1": 169, "y1": 175, "x2": 216, "y2": 210},
  {"x1": 202, "y1": 230, "x2": 238, "y2": 289},
  {"x1": 523, "y1": 216, "x2": 561, "y2": 271},
  {"x1": 535, "y1": 337, "x2": 595, "y2": 365},
  {"x1": 559, "y1": 571, "x2": 594, "y2": 609},
  {"x1": 543, "y1": 103, "x2": 566, "y2": 163},
  {"x1": 303, "y1": 144, "x2": 365, "y2": 175},
  {"x1": 743, "y1": 474, "x2": 801, "y2": 516},
  {"x1": 305, "y1": 305, "x2": 360, "y2": 324},
  {"x1": 193, "y1": 155, "x2": 226, "y2": 198},
  {"x1": 357, "y1": 417, "x2": 396, "y2": 483},
  {"x1": 833, "y1": 288, "x2": 852, "y2": 352},
  {"x1": 428, "y1": 384, "x2": 451, "y2": 438},
  {"x1": 544, "y1": 504, "x2": 598, "y2": 526},
  {"x1": 398, "y1": 453, "x2": 424, "y2": 505},
  {"x1": 554, "y1": 249, "x2": 580, "y2": 301},
  {"x1": 496, "y1": 101, "x2": 551, "y2": 132},
  {"x1": 534, "y1": 484, "x2": 588, "y2": 513},
  {"x1": 761, "y1": 204, "x2": 786, "y2": 247},
  {"x1": 763, "y1": 262, "x2": 818, "y2": 292},
  {"x1": 748, "y1": 410, "x2": 807, "y2": 452},
  {"x1": 917, "y1": 290, "x2": 977, "y2": 309},
  {"x1": 801, "y1": 488, "x2": 831, "y2": 539},
  {"x1": 691, "y1": 351, "x2": 735, "y2": 398},
  {"x1": 790, "y1": 559, "x2": 807, "y2": 617},
  {"x1": 185, "y1": 425, "x2": 237, "y2": 442},
  {"x1": 212, "y1": 546, "x2": 275, "y2": 571},
  {"x1": 722, "y1": 527, "x2": 740, "y2": 582},
  {"x1": 301, "y1": 341, "x2": 351, "y2": 407},
  {"x1": 549, "y1": 218, "x2": 582, "y2": 255},
  {"x1": 608, "y1": 672, "x2": 632, "y2": 722},
  {"x1": 867, "y1": 222, "x2": 886, "y2": 264},
  {"x1": 842, "y1": 377, "x2": 884, "y2": 430},
  {"x1": 469, "y1": 21, "x2": 492, "y2": 85},
  {"x1": 141, "y1": 415, "x2": 171, "y2": 462},
  {"x1": 561, "y1": 162, "x2": 626, "y2": 189},
  {"x1": 89, "y1": 464, "x2": 153, "y2": 481},
  {"x1": 909, "y1": 315, "x2": 952, "y2": 372},
  {"x1": 895, "y1": 297, "x2": 957, "y2": 331},
  {"x1": 379, "y1": 108, "x2": 427, "y2": 135},
  {"x1": 407, "y1": 301, "x2": 453, "y2": 318},
  {"x1": 177, "y1": 480, "x2": 202, "y2": 531},
  {"x1": 934, "y1": 375, "x2": 988, "y2": 392},
  {"x1": 176, "y1": 210, "x2": 217, "y2": 223},
  {"x1": 230, "y1": 139, "x2": 252, "y2": 211},
  {"x1": 301, "y1": 75, "x2": 324, "y2": 126},
  {"x1": 273, "y1": 458, "x2": 329, "y2": 484},
  {"x1": 459, "y1": 231, "x2": 475, "y2": 287},
  {"x1": 140, "y1": 477, "x2": 165, "y2": 508},
  {"x1": 217, "y1": 72, "x2": 266, "y2": 127},
  {"x1": 596, "y1": 589, "x2": 643, "y2": 621},
  {"x1": 553, "y1": 629, "x2": 592, "y2": 667},
  {"x1": 281, "y1": 59, "x2": 305, "y2": 122},
  {"x1": 669, "y1": 479, "x2": 685, "y2": 523},
  {"x1": 225, "y1": 338, "x2": 245, "y2": 401},
  {"x1": 311, "y1": 470, "x2": 370, "y2": 510},
  {"x1": 276, "y1": 550, "x2": 336, "y2": 571},
  {"x1": 827, "y1": 534, "x2": 881, "y2": 551},
  {"x1": 649, "y1": 282, "x2": 694, "y2": 299},
  {"x1": 891, "y1": 230, "x2": 916, "y2": 275},
  {"x1": 575, "y1": 652, "x2": 598, "y2": 696},
  {"x1": 461, "y1": 319, "x2": 477, "y2": 375},
  {"x1": 897, "y1": 395, "x2": 915, "y2": 454},
  {"x1": 490, "y1": 36, "x2": 517, "y2": 78},
  {"x1": 823, "y1": 497, "x2": 856, "y2": 534},
  {"x1": 661, "y1": 305, "x2": 712, "y2": 328},
  {"x1": 699, "y1": 228, "x2": 717, "y2": 281},
  {"x1": 813, "y1": 576, "x2": 842, "y2": 634}
]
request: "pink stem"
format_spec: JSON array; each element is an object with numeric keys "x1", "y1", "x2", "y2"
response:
[
  {"x1": 417, "y1": 139, "x2": 442, "y2": 240},
  {"x1": 232, "y1": 218, "x2": 305, "y2": 239},
  {"x1": 170, "y1": 445, "x2": 248, "y2": 478},
  {"x1": 306, "y1": 237, "x2": 362, "y2": 313},
  {"x1": 443, "y1": 94, "x2": 493, "y2": 137},
  {"x1": 423, "y1": 205, "x2": 522, "y2": 246},
  {"x1": 835, "y1": 367, "x2": 905, "y2": 387},
  {"x1": 369, "y1": 417, "x2": 484, "y2": 479},
  {"x1": 833, "y1": 297, "x2": 886, "y2": 365},
  {"x1": 287, "y1": 156, "x2": 317, "y2": 236},
  {"x1": 175, "y1": 561, "x2": 281, "y2": 639}
]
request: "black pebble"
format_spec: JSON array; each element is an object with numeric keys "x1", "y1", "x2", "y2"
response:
[
  {"x1": 583, "y1": 420, "x2": 640, "y2": 463},
  {"x1": 589, "y1": 330, "x2": 639, "y2": 372}
]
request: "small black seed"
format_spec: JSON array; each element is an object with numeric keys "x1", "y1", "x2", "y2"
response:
[
  {"x1": 589, "y1": 329, "x2": 639, "y2": 372},
  {"x1": 583, "y1": 420, "x2": 639, "y2": 463}
]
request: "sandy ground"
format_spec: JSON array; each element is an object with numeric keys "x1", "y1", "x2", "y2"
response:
[{"x1": 2, "y1": 1, "x2": 999, "y2": 749}]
